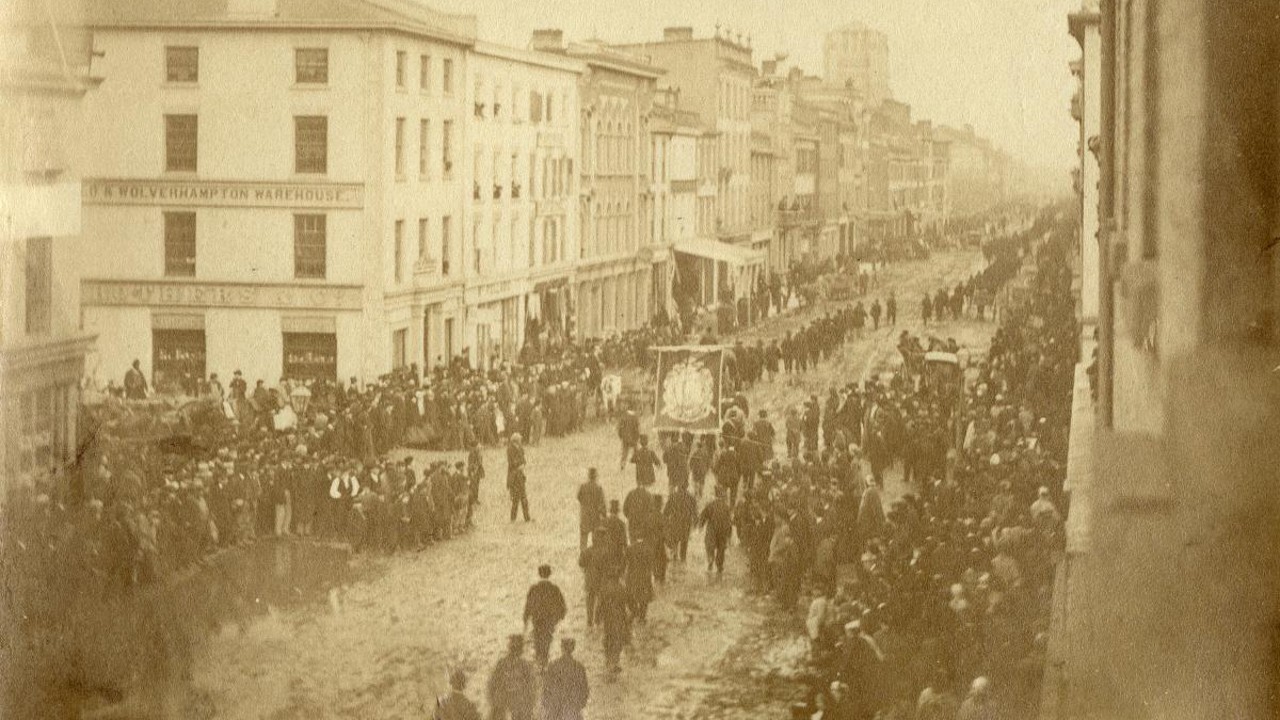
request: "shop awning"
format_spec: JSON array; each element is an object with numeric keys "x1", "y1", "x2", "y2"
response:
[{"x1": 674, "y1": 239, "x2": 765, "y2": 268}]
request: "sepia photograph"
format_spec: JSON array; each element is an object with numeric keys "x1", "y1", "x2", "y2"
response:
[{"x1": 1, "y1": 0, "x2": 1277, "y2": 718}]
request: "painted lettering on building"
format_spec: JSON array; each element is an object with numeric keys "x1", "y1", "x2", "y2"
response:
[
  {"x1": 81, "y1": 280, "x2": 363, "y2": 311},
  {"x1": 83, "y1": 179, "x2": 365, "y2": 210}
]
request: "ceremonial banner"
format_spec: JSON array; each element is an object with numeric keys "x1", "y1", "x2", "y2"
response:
[{"x1": 653, "y1": 347, "x2": 724, "y2": 433}]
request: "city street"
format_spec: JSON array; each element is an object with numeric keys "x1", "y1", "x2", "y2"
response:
[{"x1": 181, "y1": 249, "x2": 998, "y2": 720}]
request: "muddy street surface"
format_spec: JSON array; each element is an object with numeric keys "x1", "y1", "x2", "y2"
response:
[{"x1": 183, "y1": 250, "x2": 996, "y2": 720}]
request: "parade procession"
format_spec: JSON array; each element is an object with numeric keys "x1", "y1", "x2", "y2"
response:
[{"x1": 6, "y1": 0, "x2": 1280, "y2": 719}]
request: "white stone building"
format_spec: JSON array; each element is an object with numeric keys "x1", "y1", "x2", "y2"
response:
[
  {"x1": 79, "y1": 0, "x2": 475, "y2": 390},
  {"x1": 461, "y1": 41, "x2": 581, "y2": 368}
]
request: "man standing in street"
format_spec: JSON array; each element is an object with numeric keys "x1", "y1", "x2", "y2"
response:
[
  {"x1": 466, "y1": 441, "x2": 483, "y2": 527},
  {"x1": 630, "y1": 434, "x2": 662, "y2": 487},
  {"x1": 699, "y1": 486, "x2": 733, "y2": 575},
  {"x1": 617, "y1": 405, "x2": 640, "y2": 471},
  {"x1": 886, "y1": 291, "x2": 898, "y2": 325},
  {"x1": 663, "y1": 434, "x2": 690, "y2": 492},
  {"x1": 541, "y1": 638, "x2": 589, "y2": 720},
  {"x1": 487, "y1": 635, "x2": 536, "y2": 720},
  {"x1": 598, "y1": 578, "x2": 630, "y2": 679},
  {"x1": 663, "y1": 482, "x2": 698, "y2": 563},
  {"x1": 523, "y1": 564, "x2": 567, "y2": 668},
  {"x1": 506, "y1": 434, "x2": 530, "y2": 522},
  {"x1": 434, "y1": 669, "x2": 481, "y2": 720},
  {"x1": 124, "y1": 359, "x2": 148, "y2": 400},
  {"x1": 576, "y1": 467, "x2": 606, "y2": 550}
]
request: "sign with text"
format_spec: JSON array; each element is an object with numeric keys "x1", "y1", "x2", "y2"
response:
[
  {"x1": 82, "y1": 279, "x2": 363, "y2": 311},
  {"x1": 653, "y1": 346, "x2": 724, "y2": 434},
  {"x1": 83, "y1": 178, "x2": 364, "y2": 210}
]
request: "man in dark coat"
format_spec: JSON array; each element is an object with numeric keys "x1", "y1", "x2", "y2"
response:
[
  {"x1": 617, "y1": 407, "x2": 640, "y2": 470},
  {"x1": 542, "y1": 638, "x2": 589, "y2": 720},
  {"x1": 624, "y1": 537, "x2": 654, "y2": 622},
  {"x1": 506, "y1": 434, "x2": 529, "y2": 522},
  {"x1": 523, "y1": 564, "x2": 567, "y2": 667},
  {"x1": 599, "y1": 500, "x2": 627, "y2": 563},
  {"x1": 630, "y1": 434, "x2": 662, "y2": 487},
  {"x1": 576, "y1": 467, "x2": 606, "y2": 550},
  {"x1": 623, "y1": 484, "x2": 656, "y2": 545},
  {"x1": 124, "y1": 359, "x2": 148, "y2": 400},
  {"x1": 699, "y1": 486, "x2": 733, "y2": 575},
  {"x1": 487, "y1": 635, "x2": 536, "y2": 720},
  {"x1": 598, "y1": 578, "x2": 630, "y2": 677},
  {"x1": 663, "y1": 434, "x2": 690, "y2": 491},
  {"x1": 663, "y1": 483, "x2": 698, "y2": 562},
  {"x1": 434, "y1": 669, "x2": 481, "y2": 720}
]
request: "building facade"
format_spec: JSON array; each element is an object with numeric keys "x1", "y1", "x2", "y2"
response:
[
  {"x1": 462, "y1": 41, "x2": 581, "y2": 368},
  {"x1": 649, "y1": 92, "x2": 702, "y2": 320},
  {"x1": 0, "y1": 0, "x2": 97, "y2": 491},
  {"x1": 823, "y1": 22, "x2": 891, "y2": 108},
  {"x1": 531, "y1": 33, "x2": 661, "y2": 339},
  {"x1": 80, "y1": 0, "x2": 476, "y2": 389},
  {"x1": 613, "y1": 27, "x2": 755, "y2": 247},
  {"x1": 1046, "y1": 1, "x2": 1280, "y2": 719}
]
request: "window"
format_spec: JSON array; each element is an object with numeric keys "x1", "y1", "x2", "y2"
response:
[
  {"x1": 392, "y1": 329, "x2": 408, "y2": 368},
  {"x1": 24, "y1": 237, "x2": 51, "y2": 335},
  {"x1": 442, "y1": 120, "x2": 453, "y2": 175},
  {"x1": 164, "y1": 212, "x2": 196, "y2": 277},
  {"x1": 419, "y1": 54, "x2": 431, "y2": 91},
  {"x1": 165, "y1": 114, "x2": 197, "y2": 172},
  {"x1": 283, "y1": 332, "x2": 336, "y2": 382},
  {"x1": 295, "y1": 48, "x2": 328, "y2": 84},
  {"x1": 166, "y1": 46, "x2": 198, "y2": 83},
  {"x1": 394, "y1": 117, "x2": 405, "y2": 177},
  {"x1": 419, "y1": 119, "x2": 429, "y2": 178},
  {"x1": 394, "y1": 219, "x2": 404, "y2": 282},
  {"x1": 293, "y1": 214, "x2": 326, "y2": 278},
  {"x1": 530, "y1": 91, "x2": 543, "y2": 123},
  {"x1": 396, "y1": 51, "x2": 406, "y2": 87},
  {"x1": 418, "y1": 218, "x2": 428, "y2": 260},
  {"x1": 153, "y1": 329, "x2": 206, "y2": 395},
  {"x1": 295, "y1": 116, "x2": 328, "y2": 174},
  {"x1": 441, "y1": 215, "x2": 452, "y2": 275},
  {"x1": 442, "y1": 58, "x2": 453, "y2": 94}
]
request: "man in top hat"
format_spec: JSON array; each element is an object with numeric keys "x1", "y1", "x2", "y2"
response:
[{"x1": 523, "y1": 564, "x2": 567, "y2": 667}]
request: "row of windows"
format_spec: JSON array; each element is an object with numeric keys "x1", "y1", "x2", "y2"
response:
[
  {"x1": 391, "y1": 216, "x2": 455, "y2": 282},
  {"x1": 393, "y1": 117, "x2": 457, "y2": 179},
  {"x1": 468, "y1": 212, "x2": 564, "y2": 275},
  {"x1": 469, "y1": 149, "x2": 573, "y2": 201},
  {"x1": 167, "y1": 45, "x2": 456, "y2": 93},
  {"x1": 151, "y1": 329, "x2": 338, "y2": 392},
  {"x1": 165, "y1": 112, "x2": 454, "y2": 177},
  {"x1": 160, "y1": 211, "x2": 328, "y2": 279},
  {"x1": 471, "y1": 82, "x2": 567, "y2": 127}
]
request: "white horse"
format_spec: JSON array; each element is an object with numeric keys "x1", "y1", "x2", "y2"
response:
[{"x1": 600, "y1": 374, "x2": 623, "y2": 417}]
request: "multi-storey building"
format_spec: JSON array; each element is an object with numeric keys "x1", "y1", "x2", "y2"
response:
[
  {"x1": 463, "y1": 41, "x2": 580, "y2": 367},
  {"x1": 532, "y1": 32, "x2": 661, "y2": 338},
  {"x1": 1046, "y1": 2, "x2": 1280, "y2": 719},
  {"x1": 823, "y1": 22, "x2": 891, "y2": 108},
  {"x1": 794, "y1": 77, "x2": 871, "y2": 257},
  {"x1": 749, "y1": 129, "x2": 777, "y2": 259},
  {"x1": 934, "y1": 124, "x2": 1009, "y2": 219},
  {"x1": 0, "y1": 0, "x2": 98, "y2": 490},
  {"x1": 80, "y1": 0, "x2": 476, "y2": 388},
  {"x1": 649, "y1": 89, "x2": 703, "y2": 320},
  {"x1": 613, "y1": 27, "x2": 755, "y2": 247},
  {"x1": 1068, "y1": 3, "x2": 1101, "y2": 329}
]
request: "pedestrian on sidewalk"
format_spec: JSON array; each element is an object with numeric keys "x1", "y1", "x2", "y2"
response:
[
  {"x1": 542, "y1": 638, "x2": 589, "y2": 720},
  {"x1": 523, "y1": 564, "x2": 567, "y2": 668}
]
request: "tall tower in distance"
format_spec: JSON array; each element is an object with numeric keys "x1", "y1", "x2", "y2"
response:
[{"x1": 823, "y1": 22, "x2": 891, "y2": 107}]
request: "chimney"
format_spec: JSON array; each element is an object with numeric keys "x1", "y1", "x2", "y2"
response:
[
  {"x1": 663, "y1": 27, "x2": 694, "y2": 42},
  {"x1": 762, "y1": 59, "x2": 777, "y2": 76},
  {"x1": 531, "y1": 29, "x2": 564, "y2": 51}
]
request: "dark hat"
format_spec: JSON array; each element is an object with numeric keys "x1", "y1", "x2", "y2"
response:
[{"x1": 538, "y1": 564, "x2": 552, "y2": 578}]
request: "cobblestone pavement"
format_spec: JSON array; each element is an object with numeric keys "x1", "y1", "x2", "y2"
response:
[{"x1": 183, "y1": 249, "x2": 997, "y2": 720}]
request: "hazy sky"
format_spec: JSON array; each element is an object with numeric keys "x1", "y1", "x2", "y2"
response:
[{"x1": 441, "y1": 0, "x2": 1080, "y2": 171}]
